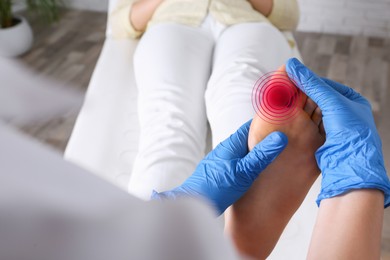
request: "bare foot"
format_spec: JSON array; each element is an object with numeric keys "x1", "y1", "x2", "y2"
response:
[{"x1": 225, "y1": 66, "x2": 325, "y2": 259}]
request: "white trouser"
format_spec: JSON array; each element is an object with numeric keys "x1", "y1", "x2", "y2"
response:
[{"x1": 129, "y1": 16, "x2": 293, "y2": 200}]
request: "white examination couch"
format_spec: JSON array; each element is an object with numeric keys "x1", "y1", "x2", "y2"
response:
[{"x1": 64, "y1": 1, "x2": 322, "y2": 259}]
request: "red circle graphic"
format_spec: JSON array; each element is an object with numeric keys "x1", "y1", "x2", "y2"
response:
[{"x1": 252, "y1": 71, "x2": 304, "y2": 125}]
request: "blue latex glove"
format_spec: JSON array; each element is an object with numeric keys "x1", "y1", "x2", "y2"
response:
[
  {"x1": 152, "y1": 120, "x2": 288, "y2": 215},
  {"x1": 286, "y1": 58, "x2": 390, "y2": 207}
]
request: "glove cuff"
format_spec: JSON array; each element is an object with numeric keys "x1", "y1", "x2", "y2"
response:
[{"x1": 150, "y1": 188, "x2": 188, "y2": 201}]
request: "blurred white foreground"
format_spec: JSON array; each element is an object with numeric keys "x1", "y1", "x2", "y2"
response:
[{"x1": 0, "y1": 121, "x2": 237, "y2": 260}]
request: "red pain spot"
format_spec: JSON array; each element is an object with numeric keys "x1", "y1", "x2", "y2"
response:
[
  {"x1": 252, "y1": 71, "x2": 303, "y2": 125},
  {"x1": 266, "y1": 85, "x2": 293, "y2": 109}
]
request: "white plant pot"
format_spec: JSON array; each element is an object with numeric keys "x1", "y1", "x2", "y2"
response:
[{"x1": 0, "y1": 16, "x2": 33, "y2": 57}]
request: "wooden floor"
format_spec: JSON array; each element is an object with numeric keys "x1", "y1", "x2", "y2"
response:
[
  {"x1": 18, "y1": 9, "x2": 107, "y2": 151},
  {"x1": 15, "y1": 9, "x2": 390, "y2": 258}
]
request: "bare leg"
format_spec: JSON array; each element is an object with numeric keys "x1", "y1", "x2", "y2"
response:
[
  {"x1": 225, "y1": 66, "x2": 325, "y2": 259},
  {"x1": 307, "y1": 190, "x2": 384, "y2": 260}
]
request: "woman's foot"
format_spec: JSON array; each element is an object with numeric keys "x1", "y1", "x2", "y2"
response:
[{"x1": 225, "y1": 66, "x2": 325, "y2": 259}]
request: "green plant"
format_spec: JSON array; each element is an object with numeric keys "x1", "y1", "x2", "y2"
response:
[{"x1": 0, "y1": 0, "x2": 63, "y2": 28}]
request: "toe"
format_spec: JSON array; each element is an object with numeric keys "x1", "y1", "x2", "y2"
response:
[
  {"x1": 304, "y1": 98, "x2": 317, "y2": 116},
  {"x1": 312, "y1": 106, "x2": 322, "y2": 126},
  {"x1": 319, "y1": 121, "x2": 326, "y2": 137}
]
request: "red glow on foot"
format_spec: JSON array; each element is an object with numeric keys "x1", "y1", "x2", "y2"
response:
[
  {"x1": 267, "y1": 86, "x2": 293, "y2": 109},
  {"x1": 252, "y1": 71, "x2": 303, "y2": 124}
]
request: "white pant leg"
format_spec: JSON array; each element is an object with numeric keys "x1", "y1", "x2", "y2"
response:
[
  {"x1": 206, "y1": 22, "x2": 293, "y2": 146},
  {"x1": 129, "y1": 24, "x2": 214, "y2": 200}
]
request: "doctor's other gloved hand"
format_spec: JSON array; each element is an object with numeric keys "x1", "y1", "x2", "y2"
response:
[
  {"x1": 151, "y1": 120, "x2": 287, "y2": 215},
  {"x1": 286, "y1": 58, "x2": 390, "y2": 207}
]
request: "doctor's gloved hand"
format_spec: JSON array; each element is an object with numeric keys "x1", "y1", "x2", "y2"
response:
[
  {"x1": 286, "y1": 58, "x2": 390, "y2": 207},
  {"x1": 151, "y1": 120, "x2": 287, "y2": 215}
]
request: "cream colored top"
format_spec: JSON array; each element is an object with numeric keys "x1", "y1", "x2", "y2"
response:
[{"x1": 110, "y1": 0, "x2": 299, "y2": 39}]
